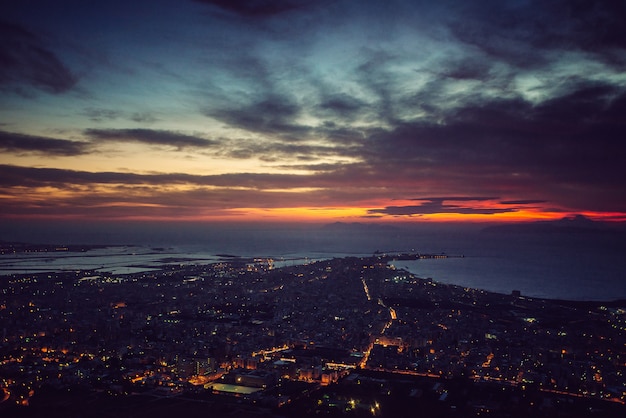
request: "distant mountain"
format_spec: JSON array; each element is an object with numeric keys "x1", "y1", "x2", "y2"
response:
[{"x1": 482, "y1": 215, "x2": 624, "y2": 234}]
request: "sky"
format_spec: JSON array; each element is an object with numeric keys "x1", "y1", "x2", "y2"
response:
[{"x1": 1, "y1": 0, "x2": 626, "y2": 224}]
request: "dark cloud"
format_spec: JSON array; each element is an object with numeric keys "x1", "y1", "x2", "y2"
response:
[
  {"x1": 202, "y1": 55, "x2": 369, "y2": 143},
  {"x1": 368, "y1": 86, "x2": 626, "y2": 171},
  {"x1": 194, "y1": 71, "x2": 626, "y2": 211},
  {"x1": 317, "y1": 94, "x2": 366, "y2": 119},
  {"x1": 0, "y1": 182, "x2": 353, "y2": 219},
  {"x1": 316, "y1": 123, "x2": 366, "y2": 145},
  {"x1": 410, "y1": 197, "x2": 499, "y2": 203},
  {"x1": 83, "y1": 108, "x2": 125, "y2": 122},
  {"x1": 83, "y1": 108, "x2": 159, "y2": 124},
  {"x1": 0, "y1": 20, "x2": 77, "y2": 94},
  {"x1": 84, "y1": 128, "x2": 217, "y2": 150},
  {"x1": 130, "y1": 112, "x2": 159, "y2": 123},
  {"x1": 0, "y1": 164, "x2": 138, "y2": 188},
  {"x1": 218, "y1": 138, "x2": 360, "y2": 163},
  {"x1": 207, "y1": 94, "x2": 311, "y2": 139},
  {"x1": 194, "y1": 0, "x2": 314, "y2": 17},
  {"x1": 340, "y1": 80, "x2": 626, "y2": 212},
  {"x1": 553, "y1": 0, "x2": 626, "y2": 51},
  {"x1": 369, "y1": 200, "x2": 515, "y2": 217},
  {"x1": 500, "y1": 200, "x2": 548, "y2": 205},
  {"x1": 368, "y1": 197, "x2": 514, "y2": 217},
  {"x1": 448, "y1": 4, "x2": 545, "y2": 69},
  {"x1": 0, "y1": 164, "x2": 304, "y2": 189},
  {"x1": 435, "y1": 56, "x2": 494, "y2": 81},
  {"x1": 353, "y1": 50, "x2": 403, "y2": 125},
  {"x1": 448, "y1": 0, "x2": 626, "y2": 70},
  {"x1": 0, "y1": 164, "x2": 390, "y2": 219},
  {"x1": 0, "y1": 130, "x2": 87, "y2": 156},
  {"x1": 0, "y1": 163, "x2": 426, "y2": 193}
]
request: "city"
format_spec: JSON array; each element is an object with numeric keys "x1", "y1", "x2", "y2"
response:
[{"x1": 1, "y1": 250, "x2": 625, "y2": 417}]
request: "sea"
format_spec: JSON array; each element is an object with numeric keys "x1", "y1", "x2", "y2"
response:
[{"x1": 1, "y1": 221, "x2": 625, "y2": 302}]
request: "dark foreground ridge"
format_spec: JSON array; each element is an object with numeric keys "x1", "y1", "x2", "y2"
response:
[{"x1": 1, "y1": 254, "x2": 625, "y2": 417}]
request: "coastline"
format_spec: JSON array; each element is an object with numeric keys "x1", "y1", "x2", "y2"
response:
[{"x1": 1, "y1": 242, "x2": 626, "y2": 302}]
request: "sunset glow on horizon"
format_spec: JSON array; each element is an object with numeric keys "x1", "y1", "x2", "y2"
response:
[{"x1": 2, "y1": 1, "x2": 626, "y2": 225}]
